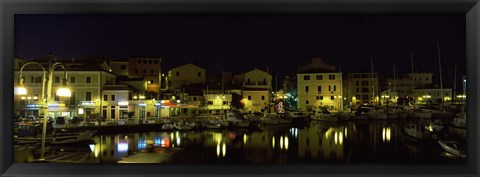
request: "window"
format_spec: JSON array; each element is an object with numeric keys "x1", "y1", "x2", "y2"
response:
[
  {"x1": 356, "y1": 88, "x2": 359, "y2": 93},
  {"x1": 198, "y1": 72, "x2": 201, "y2": 77},
  {"x1": 419, "y1": 78, "x2": 422, "y2": 81},
  {"x1": 151, "y1": 69, "x2": 154, "y2": 74},
  {"x1": 305, "y1": 86, "x2": 309, "y2": 92},
  {"x1": 193, "y1": 97, "x2": 198, "y2": 101},
  {"x1": 55, "y1": 76, "x2": 60, "y2": 83},
  {"x1": 306, "y1": 100, "x2": 309, "y2": 104},
  {"x1": 320, "y1": 96, "x2": 323, "y2": 100},
  {"x1": 304, "y1": 75, "x2": 310, "y2": 80},
  {"x1": 317, "y1": 86, "x2": 321, "y2": 92},
  {"x1": 121, "y1": 65, "x2": 126, "y2": 70},
  {"x1": 316, "y1": 75, "x2": 322, "y2": 80},
  {"x1": 356, "y1": 81, "x2": 359, "y2": 86},
  {"x1": 223, "y1": 101, "x2": 228, "y2": 105},
  {"x1": 103, "y1": 95, "x2": 108, "y2": 101},
  {"x1": 86, "y1": 92, "x2": 92, "y2": 101},
  {"x1": 150, "y1": 80, "x2": 154, "y2": 84},
  {"x1": 261, "y1": 96, "x2": 265, "y2": 100},
  {"x1": 362, "y1": 81, "x2": 368, "y2": 86},
  {"x1": 111, "y1": 95, "x2": 116, "y2": 101},
  {"x1": 362, "y1": 95, "x2": 369, "y2": 100},
  {"x1": 356, "y1": 95, "x2": 360, "y2": 99},
  {"x1": 426, "y1": 78, "x2": 429, "y2": 81},
  {"x1": 329, "y1": 75, "x2": 335, "y2": 80},
  {"x1": 328, "y1": 85, "x2": 331, "y2": 91},
  {"x1": 142, "y1": 60, "x2": 147, "y2": 64},
  {"x1": 331, "y1": 96, "x2": 334, "y2": 100},
  {"x1": 446, "y1": 92, "x2": 449, "y2": 96},
  {"x1": 248, "y1": 96, "x2": 252, "y2": 100},
  {"x1": 154, "y1": 60, "x2": 159, "y2": 64},
  {"x1": 86, "y1": 76, "x2": 91, "y2": 83},
  {"x1": 176, "y1": 72, "x2": 179, "y2": 76},
  {"x1": 207, "y1": 101, "x2": 213, "y2": 105},
  {"x1": 143, "y1": 69, "x2": 146, "y2": 74},
  {"x1": 263, "y1": 78, "x2": 266, "y2": 85},
  {"x1": 148, "y1": 60, "x2": 153, "y2": 64},
  {"x1": 129, "y1": 93, "x2": 132, "y2": 100},
  {"x1": 334, "y1": 85, "x2": 336, "y2": 91},
  {"x1": 33, "y1": 94, "x2": 39, "y2": 101},
  {"x1": 361, "y1": 88, "x2": 369, "y2": 93},
  {"x1": 70, "y1": 76, "x2": 75, "y2": 83}
]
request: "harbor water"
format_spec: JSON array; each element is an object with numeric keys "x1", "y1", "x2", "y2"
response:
[{"x1": 78, "y1": 119, "x2": 466, "y2": 164}]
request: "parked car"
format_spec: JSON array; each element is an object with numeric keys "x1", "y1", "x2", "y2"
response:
[{"x1": 55, "y1": 116, "x2": 66, "y2": 124}]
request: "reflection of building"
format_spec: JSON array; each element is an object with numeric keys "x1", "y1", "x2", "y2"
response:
[
  {"x1": 298, "y1": 123, "x2": 345, "y2": 160},
  {"x1": 241, "y1": 68, "x2": 272, "y2": 113},
  {"x1": 297, "y1": 58, "x2": 343, "y2": 112}
]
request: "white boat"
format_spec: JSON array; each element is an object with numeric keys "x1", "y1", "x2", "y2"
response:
[
  {"x1": 226, "y1": 111, "x2": 250, "y2": 128},
  {"x1": 402, "y1": 122, "x2": 433, "y2": 141},
  {"x1": 173, "y1": 121, "x2": 192, "y2": 131},
  {"x1": 161, "y1": 123, "x2": 175, "y2": 130},
  {"x1": 312, "y1": 109, "x2": 338, "y2": 122},
  {"x1": 451, "y1": 113, "x2": 466, "y2": 128},
  {"x1": 438, "y1": 140, "x2": 466, "y2": 158}
]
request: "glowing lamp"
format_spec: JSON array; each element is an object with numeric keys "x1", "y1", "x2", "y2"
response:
[
  {"x1": 56, "y1": 88, "x2": 71, "y2": 97},
  {"x1": 15, "y1": 87, "x2": 27, "y2": 95}
]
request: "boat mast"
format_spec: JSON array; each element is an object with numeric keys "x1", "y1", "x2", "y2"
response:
[
  {"x1": 410, "y1": 51, "x2": 415, "y2": 110},
  {"x1": 370, "y1": 57, "x2": 375, "y2": 109},
  {"x1": 437, "y1": 41, "x2": 444, "y2": 111},
  {"x1": 453, "y1": 64, "x2": 457, "y2": 103}
]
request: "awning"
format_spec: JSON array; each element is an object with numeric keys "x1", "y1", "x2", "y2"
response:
[{"x1": 48, "y1": 106, "x2": 71, "y2": 112}]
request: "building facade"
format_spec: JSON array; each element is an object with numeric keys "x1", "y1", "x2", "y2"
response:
[
  {"x1": 241, "y1": 68, "x2": 272, "y2": 113},
  {"x1": 167, "y1": 63, "x2": 206, "y2": 90},
  {"x1": 128, "y1": 56, "x2": 162, "y2": 94},
  {"x1": 345, "y1": 72, "x2": 379, "y2": 107},
  {"x1": 297, "y1": 72, "x2": 343, "y2": 112}
]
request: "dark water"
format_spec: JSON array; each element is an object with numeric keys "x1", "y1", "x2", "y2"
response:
[{"x1": 87, "y1": 119, "x2": 466, "y2": 164}]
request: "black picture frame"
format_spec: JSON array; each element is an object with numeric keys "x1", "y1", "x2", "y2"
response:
[{"x1": 1, "y1": 0, "x2": 478, "y2": 177}]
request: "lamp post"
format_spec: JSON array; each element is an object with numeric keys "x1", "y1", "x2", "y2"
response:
[{"x1": 15, "y1": 61, "x2": 71, "y2": 161}]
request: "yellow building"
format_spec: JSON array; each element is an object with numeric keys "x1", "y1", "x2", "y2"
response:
[
  {"x1": 241, "y1": 68, "x2": 272, "y2": 113},
  {"x1": 204, "y1": 93, "x2": 232, "y2": 114},
  {"x1": 167, "y1": 63, "x2": 206, "y2": 90},
  {"x1": 297, "y1": 72, "x2": 343, "y2": 112}
]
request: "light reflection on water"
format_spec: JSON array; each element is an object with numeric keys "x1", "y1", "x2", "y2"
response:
[{"x1": 89, "y1": 120, "x2": 465, "y2": 164}]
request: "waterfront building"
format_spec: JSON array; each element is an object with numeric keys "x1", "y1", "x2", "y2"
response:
[
  {"x1": 14, "y1": 60, "x2": 117, "y2": 119},
  {"x1": 413, "y1": 87, "x2": 453, "y2": 105},
  {"x1": 101, "y1": 85, "x2": 135, "y2": 120},
  {"x1": 394, "y1": 72, "x2": 433, "y2": 104},
  {"x1": 296, "y1": 58, "x2": 343, "y2": 112},
  {"x1": 128, "y1": 56, "x2": 162, "y2": 94},
  {"x1": 167, "y1": 63, "x2": 206, "y2": 90},
  {"x1": 345, "y1": 72, "x2": 379, "y2": 107},
  {"x1": 241, "y1": 68, "x2": 272, "y2": 113}
]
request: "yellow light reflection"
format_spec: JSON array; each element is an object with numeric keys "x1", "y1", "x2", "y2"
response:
[
  {"x1": 334, "y1": 132, "x2": 338, "y2": 145},
  {"x1": 339, "y1": 132, "x2": 343, "y2": 145},
  {"x1": 170, "y1": 132, "x2": 174, "y2": 139},
  {"x1": 285, "y1": 136, "x2": 289, "y2": 150},
  {"x1": 325, "y1": 128, "x2": 334, "y2": 139},
  {"x1": 222, "y1": 143, "x2": 226, "y2": 157},
  {"x1": 280, "y1": 136, "x2": 284, "y2": 149},
  {"x1": 386, "y1": 128, "x2": 391, "y2": 142},
  {"x1": 272, "y1": 137, "x2": 275, "y2": 148},
  {"x1": 344, "y1": 128, "x2": 347, "y2": 139},
  {"x1": 243, "y1": 134, "x2": 247, "y2": 144},
  {"x1": 216, "y1": 143, "x2": 220, "y2": 157}
]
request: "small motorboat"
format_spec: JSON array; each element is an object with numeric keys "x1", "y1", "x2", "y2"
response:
[{"x1": 438, "y1": 140, "x2": 466, "y2": 158}]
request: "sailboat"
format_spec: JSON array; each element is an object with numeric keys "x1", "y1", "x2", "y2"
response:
[
  {"x1": 431, "y1": 41, "x2": 454, "y2": 119},
  {"x1": 409, "y1": 52, "x2": 432, "y2": 119},
  {"x1": 368, "y1": 58, "x2": 387, "y2": 120}
]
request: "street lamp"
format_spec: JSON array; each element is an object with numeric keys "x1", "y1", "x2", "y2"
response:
[{"x1": 15, "y1": 61, "x2": 71, "y2": 161}]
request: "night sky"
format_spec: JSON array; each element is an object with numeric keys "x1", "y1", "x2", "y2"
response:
[{"x1": 15, "y1": 14, "x2": 466, "y2": 89}]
